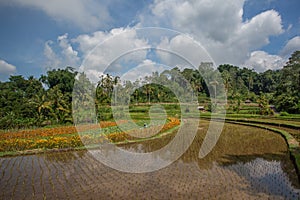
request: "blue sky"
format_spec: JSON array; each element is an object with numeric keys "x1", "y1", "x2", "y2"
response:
[{"x1": 0, "y1": 0, "x2": 299, "y2": 81}]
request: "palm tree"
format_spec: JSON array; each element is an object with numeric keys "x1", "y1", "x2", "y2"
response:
[
  {"x1": 113, "y1": 76, "x2": 120, "y2": 105},
  {"x1": 222, "y1": 71, "x2": 231, "y2": 94},
  {"x1": 209, "y1": 80, "x2": 219, "y2": 103},
  {"x1": 46, "y1": 86, "x2": 71, "y2": 123},
  {"x1": 145, "y1": 84, "x2": 153, "y2": 104},
  {"x1": 29, "y1": 93, "x2": 52, "y2": 124}
]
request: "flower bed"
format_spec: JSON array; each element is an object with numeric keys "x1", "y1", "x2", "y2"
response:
[{"x1": 0, "y1": 118, "x2": 180, "y2": 154}]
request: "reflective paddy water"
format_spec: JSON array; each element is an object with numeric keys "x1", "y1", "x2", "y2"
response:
[{"x1": 0, "y1": 121, "x2": 299, "y2": 199}]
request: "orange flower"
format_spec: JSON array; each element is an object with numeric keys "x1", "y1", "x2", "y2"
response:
[{"x1": 0, "y1": 119, "x2": 180, "y2": 152}]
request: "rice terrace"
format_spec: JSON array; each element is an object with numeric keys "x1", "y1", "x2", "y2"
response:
[
  {"x1": 1, "y1": 1, "x2": 300, "y2": 198},
  {"x1": 1, "y1": 50, "x2": 300, "y2": 199},
  {"x1": 0, "y1": 106, "x2": 300, "y2": 199}
]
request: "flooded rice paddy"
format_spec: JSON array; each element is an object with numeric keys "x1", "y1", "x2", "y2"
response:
[{"x1": 0, "y1": 121, "x2": 299, "y2": 199}]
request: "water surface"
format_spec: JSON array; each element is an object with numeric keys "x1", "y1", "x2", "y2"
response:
[{"x1": 0, "y1": 121, "x2": 299, "y2": 199}]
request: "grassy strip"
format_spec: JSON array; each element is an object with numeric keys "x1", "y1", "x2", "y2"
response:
[
  {"x1": 199, "y1": 112, "x2": 300, "y2": 121},
  {"x1": 225, "y1": 118, "x2": 300, "y2": 129},
  {"x1": 200, "y1": 115, "x2": 300, "y2": 129},
  {"x1": 0, "y1": 146, "x2": 88, "y2": 157}
]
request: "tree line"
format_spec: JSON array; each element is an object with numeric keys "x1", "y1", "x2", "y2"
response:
[{"x1": 0, "y1": 51, "x2": 299, "y2": 129}]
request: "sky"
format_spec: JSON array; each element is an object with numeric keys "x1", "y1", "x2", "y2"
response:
[{"x1": 0, "y1": 0, "x2": 299, "y2": 81}]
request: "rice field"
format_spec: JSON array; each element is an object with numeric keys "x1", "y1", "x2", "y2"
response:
[{"x1": 0, "y1": 121, "x2": 299, "y2": 199}]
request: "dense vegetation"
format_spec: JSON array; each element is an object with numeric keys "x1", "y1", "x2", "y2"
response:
[{"x1": 0, "y1": 51, "x2": 299, "y2": 129}]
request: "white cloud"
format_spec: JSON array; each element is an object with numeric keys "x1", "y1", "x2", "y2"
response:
[
  {"x1": 157, "y1": 34, "x2": 213, "y2": 68},
  {"x1": 148, "y1": 0, "x2": 245, "y2": 43},
  {"x1": 83, "y1": 69, "x2": 104, "y2": 84},
  {"x1": 243, "y1": 51, "x2": 286, "y2": 72},
  {"x1": 235, "y1": 10, "x2": 283, "y2": 50},
  {"x1": 287, "y1": 24, "x2": 293, "y2": 32},
  {"x1": 280, "y1": 36, "x2": 300, "y2": 57},
  {"x1": 10, "y1": 0, "x2": 112, "y2": 31},
  {"x1": 121, "y1": 59, "x2": 167, "y2": 82},
  {"x1": 73, "y1": 27, "x2": 151, "y2": 82},
  {"x1": 74, "y1": 28, "x2": 148, "y2": 58},
  {"x1": 37, "y1": 0, "x2": 290, "y2": 74},
  {"x1": 44, "y1": 40, "x2": 61, "y2": 68},
  {"x1": 57, "y1": 33, "x2": 80, "y2": 66},
  {"x1": 213, "y1": 9, "x2": 284, "y2": 66},
  {"x1": 140, "y1": 0, "x2": 284, "y2": 70},
  {"x1": 0, "y1": 59, "x2": 17, "y2": 80},
  {"x1": 73, "y1": 31, "x2": 109, "y2": 54},
  {"x1": 44, "y1": 34, "x2": 80, "y2": 69}
]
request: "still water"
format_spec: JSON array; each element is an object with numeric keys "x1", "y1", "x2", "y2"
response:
[{"x1": 0, "y1": 121, "x2": 299, "y2": 199}]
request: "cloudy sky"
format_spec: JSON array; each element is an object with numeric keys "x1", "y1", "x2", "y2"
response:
[{"x1": 0, "y1": 0, "x2": 299, "y2": 80}]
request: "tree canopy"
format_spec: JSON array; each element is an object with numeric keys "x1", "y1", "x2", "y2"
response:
[{"x1": 0, "y1": 51, "x2": 299, "y2": 129}]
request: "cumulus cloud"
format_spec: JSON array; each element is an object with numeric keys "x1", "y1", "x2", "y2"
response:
[
  {"x1": 73, "y1": 31, "x2": 109, "y2": 54},
  {"x1": 235, "y1": 10, "x2": 283, "y2": 50},
  {"x1": 9, "y1": 0, "x2": 112, "y2": 31},
  {"x1": 57, "y1": 33, "x2": 80, "y2": 66},
  {"x1": 74, "y1": 27, "x2": 150, "y2": 82},
  {"x1": 157, "y1": 34, "x2": 213, "y2": 68},
  {"x1": 213, "y1": 9, "x2": 284, "y2": 66},
  {"x1": 243, "y1": 51, "x2": 286, "y2": 72},
  {"x1": 44, "y1": 34, "x2": 80, "y2": 69},
  {"x1": 280, "y1": 36, "x2": 300, "y2": 57},
  {"x1": 74, "y1": 27, "x2": 149, "y2": 58},
  {"x1": 287, "y1": 24, "x2": 293, "y2": 32},
  {"x1": 36, "y1": 0, "x2": 290, "y2": 73},
  {"x1": 148, "y1": 0, "x2": 245, "y2": 43},
  {"x1": 0, "y1": 59, "x2": 17, "y2": 80},
  {"x1": 121, "y1": 59, "x2": 164, "y2": 82},
  {"x1": 140, "y1": 0, "x2": 284, "y2": 71},
  {"x1": 44, "y1": 40, "x2": 61, "y2": 68}
]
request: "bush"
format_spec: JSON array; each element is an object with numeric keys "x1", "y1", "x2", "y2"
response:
[
  {"x1": 207, "y1": 102, "x2": 217, "y2": 112},
  {"x1": 280, "y1": 111, "x2": 289, "y2": 116},
  {"x1": 97, "y1": 106, "x2": 113, "y2": 121}
]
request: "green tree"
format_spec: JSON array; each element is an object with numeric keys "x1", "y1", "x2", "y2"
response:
[
  {"x1": 275, "y1": 51, "x2": 300, "y2": 113},
  {"x1": 40, "y1": 67, "x2": 77, "y2": 124},
  {"x1": 257, "y1": 93, "x2": 274, "y2": 115},
  {"x1": 0, "y1": 75, "x2": 44, "y2": 128}
]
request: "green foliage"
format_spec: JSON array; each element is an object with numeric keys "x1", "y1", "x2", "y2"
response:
[
  {"x1": 40, "y1": 67, "x2": 77, "y2": 94},
  {"x1": 207, "y1": 102, "x2": 217, "y2": 112},
  {"x1": 97, "y1": 106, "x2": 113, "y2": 121},
  {"x1": 0, "y1": 51, "x2": 299, "y2": 129},
  {"x1": 275, "y1": 51, "x2": 300, "y2": 114},
  {"x1": 257, "y1": 93, "x2": 274, "y2": 116},
  {"x1": 280, "y1": 111, "x2": 289, "y2": 116},
  {"x1": 218, "y1": 51, "x2": 299, "y2": 115},
  {"x1": 0, "y1": 75, "x2": 44, "y2": 129},
  {"x1": 0, "y1": 67, "x2": 77, "y2": 129}
]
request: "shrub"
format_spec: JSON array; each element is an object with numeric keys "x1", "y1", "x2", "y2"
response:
[{"x1": 280, "y1": 111, "x2": 289, "y2": 116}]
